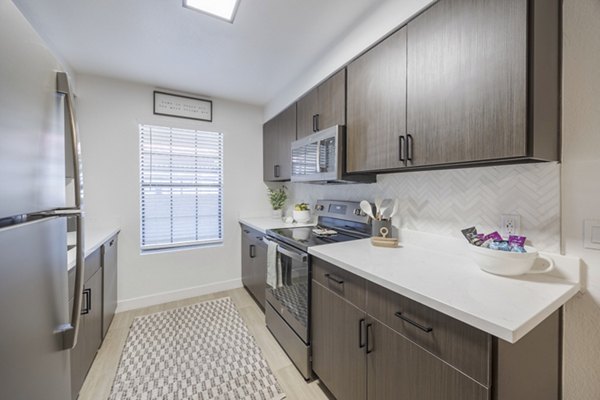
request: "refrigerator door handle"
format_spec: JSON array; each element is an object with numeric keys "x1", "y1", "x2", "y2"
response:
[
  {"x1": 61, "y1": 212, "x2": 85, "y2": 350},
  {"x1": 57, "y1": 72, "x2": 83, "y2": 210}
]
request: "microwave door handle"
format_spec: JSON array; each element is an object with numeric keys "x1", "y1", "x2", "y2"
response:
[{"x1": 315, "y1": 139, "x2": 321, "y2": 173}]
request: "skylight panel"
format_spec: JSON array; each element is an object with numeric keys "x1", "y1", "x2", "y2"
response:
[{"x1": 183, "y1": 0, "x2": 240, "y2": 23}]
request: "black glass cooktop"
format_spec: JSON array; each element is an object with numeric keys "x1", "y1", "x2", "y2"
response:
[{"x1": 266, "y1": 226, "x2": 367, "y2": 252}]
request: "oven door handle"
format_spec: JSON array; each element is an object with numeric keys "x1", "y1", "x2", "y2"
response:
[{"x1": 263, "y1": 237, "x2": 308, "y2": 263}]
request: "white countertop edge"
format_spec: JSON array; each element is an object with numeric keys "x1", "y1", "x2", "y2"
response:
[
  {"x1": 68, "y1": 227, "x2": 121, "y2": 271},
  {"x1": 309, "y1": 247, "x2": 580, "y2": 343}
]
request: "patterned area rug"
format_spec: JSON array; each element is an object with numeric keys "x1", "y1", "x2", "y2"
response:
[{"x1": 108, "y1": 297, "x2": 286, "y2": 400}]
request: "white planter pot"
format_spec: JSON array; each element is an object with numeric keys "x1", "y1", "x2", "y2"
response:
[
  {"x1": 271, "y1": 209, "x2": 283, "y2": 219},
  {"x1": 292, "y1": 210, "x2": 311, "y2": 223}
]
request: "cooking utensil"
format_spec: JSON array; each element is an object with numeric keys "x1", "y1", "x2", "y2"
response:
[
  {"x1": 374, "y1": 198, "x2": 383, "y2": 219},
  {"x1": 379, "y1": 199, "x2": 393, "y2": 219},
  {"x1": 360, "y1": 200, "x2": 375, "y2": 219},
  {"x1": 386, "y1": 199, "x2": 399, "y2": 219}
]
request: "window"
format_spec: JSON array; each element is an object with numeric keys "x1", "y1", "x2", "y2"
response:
[{"x1": 139, "y1": 124, "x2": 223, "y2": 251}]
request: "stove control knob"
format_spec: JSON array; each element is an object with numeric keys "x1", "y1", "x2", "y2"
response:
[
  {"x1": 315, "y1": 204, "x2": 324, "y2": 211},
  {"x1": 354, "y1": 208, "x2": 364, "y2": 216}
]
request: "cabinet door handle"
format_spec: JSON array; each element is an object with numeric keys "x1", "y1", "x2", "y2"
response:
[
  {"x1": 394, "y1": 311, "x2": 433, "y2": 333},
  {"x1": 274, "y1": 164, "x2": 280, "y2": 178},
  {"x1": 80, "y1": 288, "x2": 91, "y2": 315},
  {"x1": 407, "y1": 134, "x2": 413, "y2": 162},
  {"x1": 324, "y1": 273, "x2": 344, "y2": 285},
  {"x1": 249, "y1": 244, "x2": 256, "y2": 258},
  {"x1": 109, "y1": 239, "x2": 114, "y2": 247},
  {"x1": 399, "y1": 136, "x2": 406, "y2": 162},
  {"x1": 366, "y1": 323, "x2": 374, "y2": 354},
  {"x1": 315, "y1": 114, "x2": 320, "y2": 131},
  {"x1": 359, "y1": 318, "x2": 366, "y2": 348}
]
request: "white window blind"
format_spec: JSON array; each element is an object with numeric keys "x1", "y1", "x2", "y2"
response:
[{"x1": 139, "y1": 124, "x2": 223, "y2": 251}]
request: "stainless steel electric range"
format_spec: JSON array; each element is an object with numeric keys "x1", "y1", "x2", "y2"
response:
[{"x1": 264, "y1": 200, "x2": 371, "y2": 379}]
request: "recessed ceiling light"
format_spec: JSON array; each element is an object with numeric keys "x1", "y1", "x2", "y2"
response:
[{"x1": 183, "y1": 0, "x2": 240, "y2": 23}]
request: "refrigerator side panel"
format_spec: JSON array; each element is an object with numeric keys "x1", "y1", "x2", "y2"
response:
[
  {"x1": 0, "y1": 0, "x2": 65, "y2": 219},
  {"x1": 0, "y1": 217, "x2": 71, "y2": 400}
]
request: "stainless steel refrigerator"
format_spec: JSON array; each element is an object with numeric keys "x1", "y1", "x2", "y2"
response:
[{"x1": 0, "y1": 1, "x2": 86, "y2": 399}]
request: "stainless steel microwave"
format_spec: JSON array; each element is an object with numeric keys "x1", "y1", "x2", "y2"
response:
[{"x1": 290, "y1": 125, "x2": 375, "y2": 184}]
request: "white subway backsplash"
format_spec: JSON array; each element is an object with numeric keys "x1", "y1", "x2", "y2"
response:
[{"x1": 287, "y1": 162, "x2": 560, "y2": 252}]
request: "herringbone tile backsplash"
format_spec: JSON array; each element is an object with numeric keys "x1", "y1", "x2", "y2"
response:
[{"x1": 286, "y1": 162, "x2": 560, "y2": 252}]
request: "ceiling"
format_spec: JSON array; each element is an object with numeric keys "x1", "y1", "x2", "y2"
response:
[{"x1": 14, "y1": 0, "x2": 387, "y2": 106}]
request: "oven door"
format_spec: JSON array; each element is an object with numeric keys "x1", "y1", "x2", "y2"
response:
[{"x1": 264, "y1": 238, "x2": 310, "y2": 343}]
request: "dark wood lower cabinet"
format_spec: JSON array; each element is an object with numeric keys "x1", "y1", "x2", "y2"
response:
[
  {"x1": 311, "y1": 256, "x2": 560, "y2": 400},
  {"x1": 367, "y1": 319, "x2": 488, "y2": 400},
  {"x1": 312, "y1": 281, "x2": 367, "y2": 400},
  {"x1": 241, "y1": 224, "x2": 267, "y2": 309},
  {"x1": 70, "y1": 266, "x2": 103, "y2": 400}
]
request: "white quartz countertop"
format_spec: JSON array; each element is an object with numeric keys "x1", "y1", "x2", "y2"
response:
[
  {"x1": 67, "y1": 227, "x2": 121, "y2": 271},
  {"x1": 308, "y1": 230, "x2": 581, "y2": 343},
  {"x1": 239, "y1": 217, "x2": 315, "y2": 234}
]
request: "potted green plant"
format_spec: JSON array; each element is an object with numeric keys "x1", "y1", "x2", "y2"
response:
[
  {"x1": 267, "y1": 186, "x2": 287, "y2": 219},
  {"x1": 293, "y1": 202, "x2": 311, "y2": 223}
]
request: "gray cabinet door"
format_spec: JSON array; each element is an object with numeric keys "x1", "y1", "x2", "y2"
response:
[
  {"x1": 275, "y1": 104, "x2": 297, "y2": 181},
  {"x1": 367, "y1": 319, "x2": 489, "y2": 400},
  {"x1": 407, "y1": 0, "x2": 528, "y2": 166},
  {"x1": 311, "y1": 280, "x2": 367, "y2": 400},
  {"x1": 241, "y1": 228, "x2": 253, "y2": 290},
  {"x1": 262, "y1": 118, "x2": 279, "y2": 181},
  {"x1": 251, "y1": 237, "x2": 267, "y2": 309},
  {"x1": 241, "y1": 226, "x2": 266, "y2": 309},
  {"x1": 317, "y1": 69, "x2": 346, "y2": 131},
  {"x1": 296, "y1": 88, "x2": 319, "y2": 139},
  {"x1": 347, "y1": 28, "x2": 407, "y2": 173},
  {"x1": 263, "y1": 104, "x2": 296, "y2": 181},
  {"x1": 70, "y1": 267, "x2": 103, "y2": 400},
  {"x1": 102, "y1": 235, "x2": 118, "y2": 338}
]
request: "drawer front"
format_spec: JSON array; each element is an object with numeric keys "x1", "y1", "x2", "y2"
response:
[
  {"x1": 241, "y1": 224, "x2": 263, "y2": 243},
  {"x1": 366, "y1": 282, "x2": 491, "y2": 387},
  {"x1": 84, "y1": 248, "x2": 101, "y2": 283},
  {"x1": 68, "y1": 247, "x2": 102, "y2": 300},
  {"x1": 312, "y1": 257, "x2": 366, "y2": 311}
]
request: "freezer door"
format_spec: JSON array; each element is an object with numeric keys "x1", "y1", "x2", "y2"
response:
[
  {"x1": 0, "y1": 1, "x2": 66, "y2": 219},
  {"x1": 0, "y1": 217, "x2": 71, "y2": 400}
]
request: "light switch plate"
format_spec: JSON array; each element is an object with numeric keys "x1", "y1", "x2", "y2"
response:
[{"x1": 584, "y1": 219, "x2": 600, "y2": 250}]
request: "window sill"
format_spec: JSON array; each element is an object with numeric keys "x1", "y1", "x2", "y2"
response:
[{"x1": 140, "y1": 241, "x2": 224, "y2": 255}]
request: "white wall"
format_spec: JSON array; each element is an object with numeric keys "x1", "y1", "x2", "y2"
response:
[
  {"x1": 562, "y1": 1, "x2": 600, "y2": 398},
  {"x1": 264, "y1": 0, "x2": 434, "y2": 120},
  {"x1": 75, "y1": 74, "x2": 271, "y2": 309}
]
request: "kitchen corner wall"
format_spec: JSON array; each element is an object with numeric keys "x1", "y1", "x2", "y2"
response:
[
  {"x1": 75, "y1": 74, "x2": 270, "y2": 307},
  {"x1": 561, "y1": 0, "x2": 600, "y2": 399},
  {"x1": 287, "y1": 162, "x2": 561, "y2": 252}
]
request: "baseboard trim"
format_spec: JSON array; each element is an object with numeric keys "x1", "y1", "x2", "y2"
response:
[{"x1": 115, "y1": 278, "x2": 243, "y2": 313}]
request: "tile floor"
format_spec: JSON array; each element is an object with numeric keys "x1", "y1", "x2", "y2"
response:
[{"x1": 78, "y1": 287, "x2": 333, "y2": 400}]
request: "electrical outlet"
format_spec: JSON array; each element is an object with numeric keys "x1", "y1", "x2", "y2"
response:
[{"x1": 500, "y1": 214, "x2": 521, "y2": 237}]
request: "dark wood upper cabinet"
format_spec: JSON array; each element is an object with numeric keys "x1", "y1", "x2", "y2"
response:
[
  {"x1": 296, "y1": 69, "x2": 346, "y2": 140},
  {"x1": 347, "y1": 28, "x2": 407, "y2": 173},
  {"x1": 296, "y1": 88, "x2": 318, "y2": 140},
  {"x1": 407, "y1": 0, "x2": 528, "y2": 167},
  {"x1": 263, "y1": 103, "x2": 296, "y2": 181},
  {"x1": 343, "y1": 0, "x2": 559, "y2": 173}
]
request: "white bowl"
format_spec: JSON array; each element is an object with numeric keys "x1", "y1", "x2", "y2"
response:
[
  {"x1": 468, "y1": 244, "x2": 554, "y2": 276},
  {"x1": 292, "y1": 210, "x2": 311, "y2": 223}
]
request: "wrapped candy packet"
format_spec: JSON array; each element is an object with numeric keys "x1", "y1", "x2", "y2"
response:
[
  {"x1": 483, "y1": 231, "x2": 503, "y2": 242},
  {"x1": 461, "y1": 227, "x2": 484, "y2": 246},
  {"x1": 508, "y1": 235, "x2": 526, "y2": 247}
]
